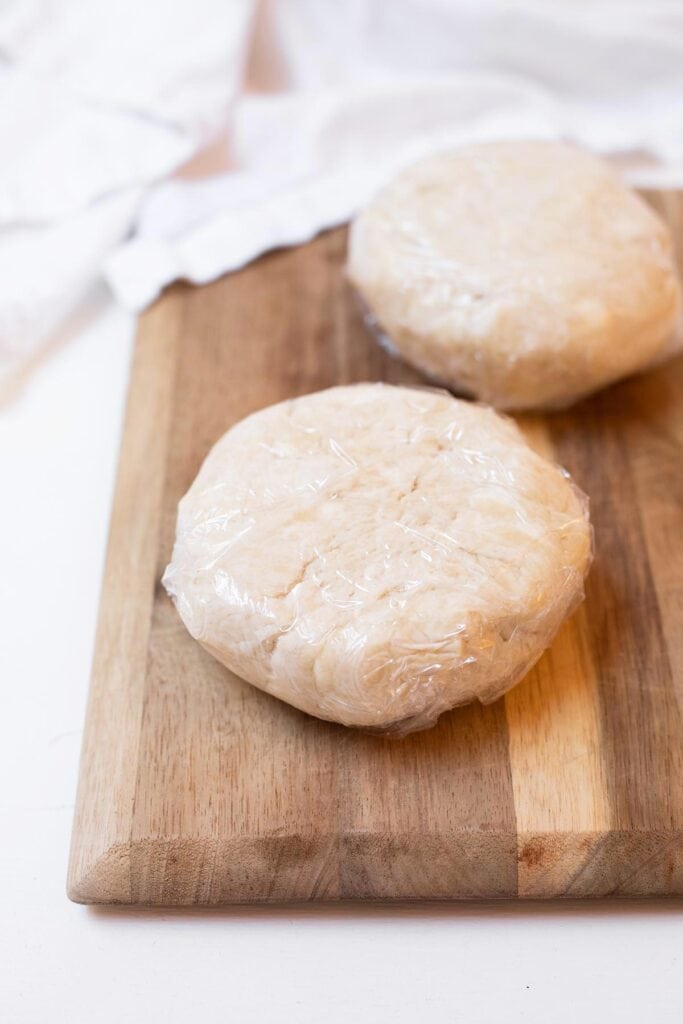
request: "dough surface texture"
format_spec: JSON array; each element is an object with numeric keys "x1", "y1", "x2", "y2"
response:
[
  {"x1": 164, "y1": 384, "x2": 592, "y2": 732},
  {"x1": 348, "y1": 141, "x2": 682, "y2": 410}
]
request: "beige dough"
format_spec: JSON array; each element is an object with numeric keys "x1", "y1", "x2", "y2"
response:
[
  {"x1": 348, "y1": 141, "x2": 682, "y2": 410},
  {"x1": 164, "y1": 384, "x2": 592, "y2": 733}
]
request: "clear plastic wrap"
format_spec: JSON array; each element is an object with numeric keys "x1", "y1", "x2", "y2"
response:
[
  {"x1": 163, "y1": 383, "x2": 593, "y2": 736},
  {"x1": 347, "y1": 141, "x2": 683, "y2": 412}
]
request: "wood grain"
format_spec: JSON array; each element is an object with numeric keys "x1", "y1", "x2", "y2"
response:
[{"x1": 68, "y1": 197, "x2": 683, "y2": 903}]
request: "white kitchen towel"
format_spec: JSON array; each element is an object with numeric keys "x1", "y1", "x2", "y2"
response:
[
  {"x1": 0, "y1": 0, "x2": 255, "y2": 379},
  {"x1": 3, "y1": 0, "x2": 683, "y2": 376}
]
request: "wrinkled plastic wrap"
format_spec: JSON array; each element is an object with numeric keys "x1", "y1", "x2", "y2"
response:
[
  {"x1": 163, "y1": 383, "x2": 593, "y2": 735},
  {"x1": 347, "y1": 141, "x2": 683, "y2": 411}
]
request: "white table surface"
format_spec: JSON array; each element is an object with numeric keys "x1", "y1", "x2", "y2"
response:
[{"x1": 1, "y1": 292, "x2": 682, "y2": 1023}]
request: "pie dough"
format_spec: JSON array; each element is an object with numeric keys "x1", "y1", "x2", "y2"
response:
[
  {"x1": 164, "y1": 384, "x2": 592, "y2": 733},
  {"x1": 348, "y1": 141, "x2": 682, "y2": 410}
]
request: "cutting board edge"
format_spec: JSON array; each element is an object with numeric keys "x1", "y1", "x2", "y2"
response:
[{"x1": 67, "y1": 827, "x2": 683, "y2": 905}]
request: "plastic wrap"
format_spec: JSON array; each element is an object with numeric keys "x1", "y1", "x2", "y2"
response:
[
  {"x1": 347, "y1": 141, "x2": 683, "y2": 412},
  {"x1": 163, "y1": 383, "x2": 593, "y2": 735}
]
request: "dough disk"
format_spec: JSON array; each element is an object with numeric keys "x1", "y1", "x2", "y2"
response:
[
  {"x1": 164, "y1": 384, "x2": 592, "y2": 733},
  {"x1": 348, "y1": 141, "x2": 682, "y2": 410}
]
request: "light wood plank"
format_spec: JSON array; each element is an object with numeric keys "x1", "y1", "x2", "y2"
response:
[
  {"x1": 67, "y1": 293, "x2": 184, "y2": 901},
  {"x1": 506, "y1": 419, "x2": 612, "y2": 895}
]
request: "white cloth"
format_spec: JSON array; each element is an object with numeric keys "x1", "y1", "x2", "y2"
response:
[
  {"x1": 0, "y1": 0, "x2": 254, "y2": 379},
  {"x1": 3, "y1": 0, "x2": 683, "y2": 376}
]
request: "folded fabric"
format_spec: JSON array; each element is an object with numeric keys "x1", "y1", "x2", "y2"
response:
[{"x1": 0, "y1": 0, "x2": 254, "y2": 379}]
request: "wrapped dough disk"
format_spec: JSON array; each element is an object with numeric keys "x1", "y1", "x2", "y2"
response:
[
  {"x1": 348, "y1": 141, "x2": 682, "y2": 410},
  {"x1": 164, "y1": 384, "x2": 592, "y2": 733}
]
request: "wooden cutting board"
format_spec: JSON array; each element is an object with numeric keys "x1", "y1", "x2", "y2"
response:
[{"x1": 68, "y1": 193, "x2": 683, "y2": 904}]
